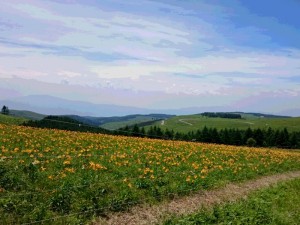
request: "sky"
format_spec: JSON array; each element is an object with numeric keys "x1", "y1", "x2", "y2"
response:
[{"x1": 0, "y1": 0, "x2": 300, "y2": 115}]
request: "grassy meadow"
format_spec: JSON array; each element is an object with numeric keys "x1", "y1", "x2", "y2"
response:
[
  {"x1": 0, "y1": 114, "x2": 28, "y2": 125},
  {"x1": 100, "y1": 115, "x2": 158, "y2": 130},
  {"x1": 147, "y1": 114, "x2": 300, "y2": 133},
  {"x1": 164, "y1": 177, "x2": 300, "y2": 225},
  {"x1": 1, "y1": 123, "x2": 300, "y2": 224}
]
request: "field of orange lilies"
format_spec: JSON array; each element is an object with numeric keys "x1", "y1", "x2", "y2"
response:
[{"x1": 1, "y1": 124, "x2": 300, "y2": 224}]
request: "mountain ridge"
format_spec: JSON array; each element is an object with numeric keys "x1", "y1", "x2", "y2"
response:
[{"x1": 2, "y1": 94, "x2": 298, "y2": 117}]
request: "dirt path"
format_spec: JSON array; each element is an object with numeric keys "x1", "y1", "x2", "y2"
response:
[
  {"x1": 241, "y1": 121, "x2": 254, "y2": 125},
  {"x1": 95, "y1": 170, "x2": 300, "y2": 225},
  {"x1": 178, "y1": 119, "x2": 193, "y2": 126}
]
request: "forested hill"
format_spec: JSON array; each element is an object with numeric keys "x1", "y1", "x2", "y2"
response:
[{"x1": 23, "y1": 116, "x2": 109, "y2": 134}]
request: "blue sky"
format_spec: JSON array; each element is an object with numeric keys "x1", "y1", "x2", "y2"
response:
[{"x1": 0, "y1": 0, "x2": 299, "y2": 115}]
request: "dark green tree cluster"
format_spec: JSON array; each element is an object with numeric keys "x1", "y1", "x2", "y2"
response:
[
  {"x1": 1, "y1": 105, "x2": 9, "y2": 115},
  {"x1": 201, "y1": 112, "x2": 242, "y2": 119},
  {"x1": 118, "y1": 125, "x2": 300, "y2": 149},
  {"x1": 23, "y1": 116, "x2": 109, "y2": 134},
  {"x1": 117, "y1": 124, "x2": 177, "y2": 139}
]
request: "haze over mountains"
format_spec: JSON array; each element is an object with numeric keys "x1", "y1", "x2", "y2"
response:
[
  {"x1": 2, "y1": 92, "x2": 300, "y2": 117},
  {"x1": 1, "y1": 77, "x2": 300, "y2": 117},
  {"x1": 1, "y1": 77, "x2": 299, "y2": 117},
  {"x1": 2, "y1": 94, "x2": 234, "y2": 117}
]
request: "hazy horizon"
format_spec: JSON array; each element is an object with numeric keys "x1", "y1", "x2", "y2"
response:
[{"x1": 1, "y1": 0, "x2": 300, "y2": 116}]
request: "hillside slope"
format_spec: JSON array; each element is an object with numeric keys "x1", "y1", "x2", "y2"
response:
[
  {"x1": 0, "y1": 114, "x2": 28, "y2": 125},
  {"x1": 146, "y1": 113, "x2": 300, "y2": 132},
  {"x1": 10, "y1": 109, "x2": 45, "y2": 120},
  {"x1": 68, "y1": 114, "x2": 174, "y2": 130}
]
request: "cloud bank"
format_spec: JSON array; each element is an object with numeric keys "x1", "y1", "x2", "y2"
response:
[{"x1": 0, "y1": 0, "x2": 299, "y2": 115}]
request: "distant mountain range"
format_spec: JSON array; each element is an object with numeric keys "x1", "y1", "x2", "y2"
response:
[
  {"x1": 2, "y1": 94, "x2": 299, "y2": 118},
  {"x1": 1, "y1": 94, "x2": 234, "y2": 117},
  {"x1": 2, "y1": 95, "x2": 149, "y2": 117}
]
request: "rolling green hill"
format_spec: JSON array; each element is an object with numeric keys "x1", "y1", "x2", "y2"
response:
[
  {"x1": 23, "y1": 115, "x2": 109, "y2": 134},
  {"x1": 100, "y1": 115, "x2": 165, "y2": 130},
  {"x1": 0, "y1": 114, "x2": 28, "y2": 125},
  {"x1": 145, "y1": 113, "x2": 300, "y2": 132},
  {"x1": 69, "y1": 114, "x2": 174, "y2": 130},
  {"x1": 10, "y1": 110, "x2": 45, "y2": 120}
]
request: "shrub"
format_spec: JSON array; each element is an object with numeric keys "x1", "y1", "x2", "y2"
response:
[{"x1": 247, "y1": 138, "x2": 257, "y2": 147}]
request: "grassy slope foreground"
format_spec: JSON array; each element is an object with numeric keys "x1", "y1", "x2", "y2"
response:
[
  {"x1": 149, "y1": 114, "x2": 300, "y2": 133},
  {"x1": 101, "y1": 171, "x2": 300, "y2": 225},
  {"x1": 0, "y1": 114, "x2": 28, "y2": 125},
  {"x1": 0, "y1": 124, "x2": 300, "y2": 224},
  {"x1": 164, "y1": 177, "x2": 300, "y2": 225}
]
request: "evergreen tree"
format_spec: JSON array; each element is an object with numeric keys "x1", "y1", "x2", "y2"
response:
[
  {"x1": 233, "y1": 129, "x2": 242, "y2": 145},
  {"x1": 140, "y1": 127, "x2": 146, "y2": 137},
  {"x1": 211, "y1": 128, "x2": 221, "y2": 143},
  {"x1": 273, "y1": 130, "x2": 281, "y2": 147},
  {"x1": 147, "y1": 126, "x2": 155, "y2": 137},
  {"x1": 265, "y1": 127, "x2": 274, "y2": 147},
  {"x1": 1, "y1": 105, "x2": 9, "y2": 115},
  {"x1": 174, "y1": 132, "x2": 182, "y2": 140},
  {"x1": 201, "y1": 126, "x2": 210, "y2": 142},
  {"x1": 195, "y1": 129, "x2": 202, "y2": 142},
  {"x1": 156, "y1": 127, "x2": 164, "y2": 137},
  {"x1": 243, "y1": 128, "x2": 253, "y2": 144},
  {"x1": 132, "y1": 124, "x2": 140, "y2": 137},
  {"x1": 253, "y1": 128, "x2": 264, "y2": 146},
  {"x1": 220, "y1": 129, "x2": 230, "y2": 144},
  {"x1": 290, "y1": 132, "x2": 298, "y2": 148},
  {"x1": 123, "y1": 125, "x2": 130, "y2": 136},
  {"x1": 167, "y1": 129, "x2": 174, "y2": 139},
  {"x1": 187, "y1": 131, "x2": 195, "y2": 141},
  {"x1": 280, "y1": 128, "x2": 290, "y2": 148}
]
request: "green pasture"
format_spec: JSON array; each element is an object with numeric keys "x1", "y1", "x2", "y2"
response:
[
  {"x1": 0, "y1": 114, "x2": 28, "y2": 125},
  {"x1": 146, "y1": 114, "x2": 300, "y2": 133}
]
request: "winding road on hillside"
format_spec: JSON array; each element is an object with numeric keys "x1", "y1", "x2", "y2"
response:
[
  {"x1": 178, "y1": 119, "x2": 193, "y2": 126},
  {"x1": 241, "y1": 121, "x2": 255, "y2": 125},
  {"x1": 95, "y1": 170, "x2": 300, "y2": 225},
  {"x1": 177, "y1": 118, "x2": 255, "y2": 127}
]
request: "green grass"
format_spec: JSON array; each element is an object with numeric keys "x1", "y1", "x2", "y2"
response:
[
  {"x1": 146, "y1": 115, "x2": 300, "y2": 133},
  {"x1": 0, "y1": 114, "x2": 28, "y2": 125},
  {"x1": 100, "y1": 115, "x2": 159, "y2": 130},
  {"x1": 10, "y1": 109, "x2": 45, "y2": 120},
  {"x1": 164, "y1": 177, "x2": 300, "y2": 225}
]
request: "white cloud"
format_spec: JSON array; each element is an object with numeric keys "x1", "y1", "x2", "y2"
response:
[
  {"x1": 6, "y1": 1, "x2": 191, "y2": 58},
  {"x1": 0, "y1": 0, "x2": 299, "y2": 114},
  {"x1": 57, "y1": 71, "x2": 82, "y2": 78},
  {"x1": 90, "y1": 49, "x2": 300, "y2": 78}
]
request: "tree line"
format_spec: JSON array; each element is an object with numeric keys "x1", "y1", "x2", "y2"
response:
[
  {"x1": 200, "y1": 112, "x2": 242, "y2": 119},
  {"x1": 118, "y1": 125, "x2": 300, "y2": 149}
]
